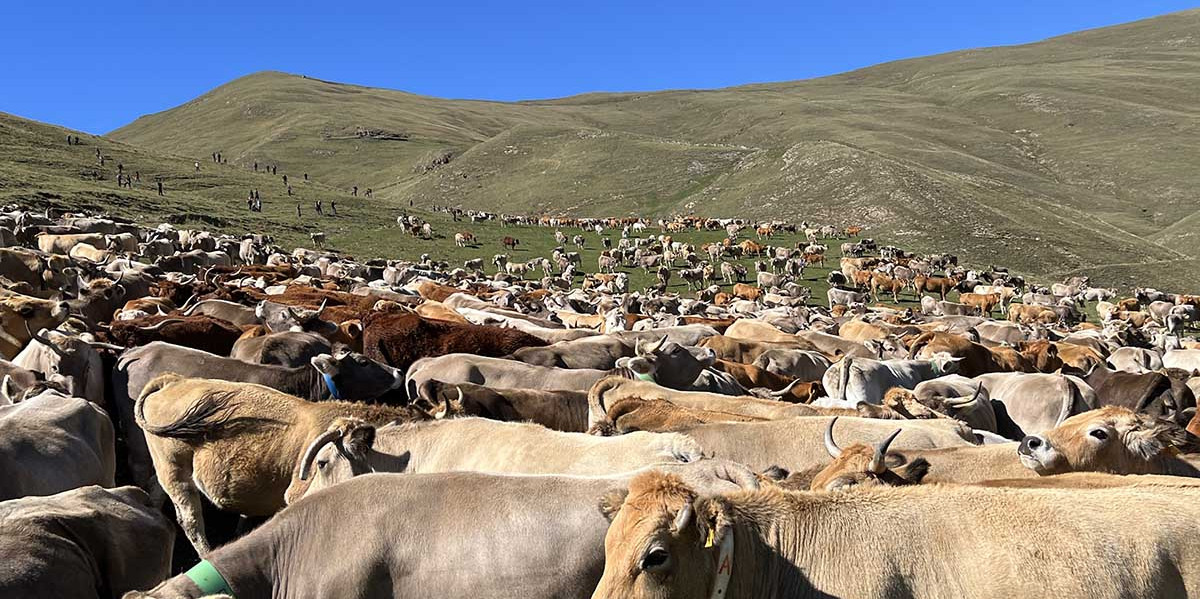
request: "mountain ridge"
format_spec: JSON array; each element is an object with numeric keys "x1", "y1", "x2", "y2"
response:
[{"x1": 107, "y1": 9, "x2": 1200, "y2": 287}]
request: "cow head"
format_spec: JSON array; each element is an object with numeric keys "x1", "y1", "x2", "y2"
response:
[
  {"x1": 0, "y1": 291, "x2": 70, "y2": 358},
  {"x1": 616, "y1": 336, "x2": 716, "y2": 389},
  {"x1": 15, "y1": 323, "x2": 113, "y2": 405},
  {"x1": 285, "y1": 417, "x2": 378, "y2": 504},
  {"x1": 1018, "y1": 340, "x2": 1063, "y2": 373},
  {"x1": 593, "y1": 472, "x2": 727, "y2": 599},
  {"x1": 257, "y1": 299, "x2": 330, "y2": 333},
  {"x1": 310, "y1": 347, "x2": 405, "y2": 401},
  {"x1": 810, "y1": 417, "x2": 930, "y2": 491},
  {"x1": 1018, "y1": 406, "x2": 1188, "y2": 475}
]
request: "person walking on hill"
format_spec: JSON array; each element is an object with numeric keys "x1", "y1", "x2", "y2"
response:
[
  {"x1": 296, "y1": 203, "x2": 302, "y2": 218},
  {"x1": 330, "y1": 200, "x2": 337, "y2": 216},
  {"x1": 352, "y1": 186, "x2": 358, "y2": 197},
  {"x1": 315, "y1": 200, "x2": 323, "y2": 216},
  {"x1": 157, "y1": 180, "x2": 164, "y2": 196},
  {"x1": 195, "y1": 161, "x2": 200, "y2": 172}
]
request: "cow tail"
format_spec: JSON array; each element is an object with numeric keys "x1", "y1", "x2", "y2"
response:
[
  {"x1": 136, "y1": 375, "x2": 233, "y2": 439},
  {"x1": 586, "y1": 377, "x2": 623, "y2": 434},
  {"x1": 907, "y1": 332, "x2": 934, "y2": 360},
  {"x1": 837, "y1": 356, "x2": 853, "y2": 402}
]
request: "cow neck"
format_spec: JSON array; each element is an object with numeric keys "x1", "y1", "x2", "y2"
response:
[{"x1": 705, "y1": 527, "x2": 735, "y2": 599}]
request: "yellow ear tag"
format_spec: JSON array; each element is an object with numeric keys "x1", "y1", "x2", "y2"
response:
[{"x1": 705, "y1": 529, "x2": 715, "y2": 548}]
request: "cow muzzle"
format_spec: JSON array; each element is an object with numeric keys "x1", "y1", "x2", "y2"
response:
[{"x1": 1017, "y1": 434, "x2": 1062, "y2": 473}]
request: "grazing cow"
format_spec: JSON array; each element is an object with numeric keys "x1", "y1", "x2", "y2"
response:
[
  {"x1": 0, "y1": 388, "x2": 115, "y2": 500},
  {"x1": 309, "y1": 232, "x2": 326, "y2": 249},
  {"x1": 591, "y1": 470, "x2": 1200, "y2": 599},
  {"x1": 136, "y1": 374, "x2": 429, "y2": 553},
  {"x1": 0, "y1": 486, "x2": 174, "y2": 598},
  {"x1": 501, "y1": 236, "x2": 519, "y2": 250},
  {"x1": 826, "y1": 287, "x2": 866, "y2": 308},
  {"x1": 959, "y1": 292, "x2": 1001, "y2": 315},
  {"x1": 913, "y1": 274, "x2": 956, "y2": 300}
]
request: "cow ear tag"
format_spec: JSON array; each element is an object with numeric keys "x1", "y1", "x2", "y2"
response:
[{"x1": 705, "y1": 529, "x2": 715, "y2": 548}]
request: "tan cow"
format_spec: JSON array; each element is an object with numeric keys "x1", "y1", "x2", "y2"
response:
[
  {"x1": 35, "y1": 232, "x2": 104, "y2": 255},
  {"x1": 592, "y1": 471, "x2": 1200, "y2": 598},
  {"x1": 959, "y1": 292, "x2": 1001, "y2": 315},
  {"x1": 135, "y1": 374, "x2": 429, "y2": 554},
  {"x1": 0, "y1": 289, "x2": 70, "y2": 358}
]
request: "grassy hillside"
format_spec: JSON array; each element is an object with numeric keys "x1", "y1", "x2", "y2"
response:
[
  {"x1": 1, "y1": 111, "x2": 866, "y2": 301},
  {"x1": 103, "y1": 9, "x2": 1200, "y2": 290}
]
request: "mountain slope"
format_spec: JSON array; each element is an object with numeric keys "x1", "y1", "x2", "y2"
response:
[{"x1": 108, "y1": 9, "x2": 1200, "y2": 287}]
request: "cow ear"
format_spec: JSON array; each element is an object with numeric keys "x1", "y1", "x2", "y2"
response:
[
  {"x1": 1127, "y1": 416, "x2": 1188, "y2": 460},
  {"x1": 697, "y1": 497, "x2": 733, "y2": 547},
  {"x1": 597, "y1": 488, "x2": 629, "y2": 521},
  {"x1": 343, "y1": 422, "x2": 376, "y2": 462},
  {"x1": 311, "y1": 354, "x2": 337, "y2": 374}
]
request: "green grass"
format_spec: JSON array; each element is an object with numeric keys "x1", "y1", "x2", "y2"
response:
[{"x1": 104, "y1": 9, "x2": 1200, "y2": 290}]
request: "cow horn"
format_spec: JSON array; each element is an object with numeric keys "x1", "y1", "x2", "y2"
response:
[
  {"x1": 868, "y1": 429, "x2": 902, "y2": 475},
  {"x1": 85, "y1": 340, "x2": 127, "y2": 351},
  {"x1": 648, "y1": 335, "x2": 669, "y2": 354},
  {"x1": 837, "y1": 356, "x2": 853, "y2": 401},
  {"x1": 298, "y1": 429, "x2": 343, "y2": 481},
  {"x1": 0, "y1": 375, "x2": 13, "y2": 405},
  {"x1": 316, "y1": 298, "x2": 329, "y2": 316},
  {"x1": 944, "y1": 384, "x2": 985, "y2": 409},
  {"x1": 768, "y1": 378, "x2": 801, "y2": 398},
  {"x1": 824, "y1": 417, "x2": 843, "y2": 458},
  {"x1": 672, "y1": 501, "x2": 694, "y2": 534},
  {"x1": 136, "y1": 318, "x2": 184, "y2": 331},
  {"x1": 24, "y1": 321, "x2": 68, "y2": 358},
  {"x1": 76, "y1": 274, "x2": 88, "y2": 291}
]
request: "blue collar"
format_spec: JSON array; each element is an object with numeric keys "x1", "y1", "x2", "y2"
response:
[{"x1": 322, "y1": 373, "x2": 341, "y2": 399}]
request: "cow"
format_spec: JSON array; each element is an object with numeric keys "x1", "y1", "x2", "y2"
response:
[
  {"x1": 750, "y1": 348, "x2": 833, "y2": 381},
  {"x1": 407, "y1": 336, "x2": 714, "y2": 395},
  {"x1": 101, "y1": 315, "x2": 244, "y2": 355},
  {"x1": 821, "y1": 354, "x2": 963, "y2": 405},
  {"x1": 913, "y1": 274, "x2": 956, "y2": 300},
  {"x1": 907, "y1": 331, "x2": 1061, "y2": 377},
  {"x1": 126, "y1": 463, "x2": 757, "y2": 599},
  {"x1": 806, "y1": 418, "x2": 931, "y2": 490},
  {"x1": 971, "y1": 372, "x2": 1097, "y2": 435},
  {"x1": 826, "y1": 286, "x2": 866, "y2": 308},
  {"x1": 959, "y1": 291, "x2": 1001, "y2": 315},
  {"x1": 230, "y1": 331, "x2": 332, "y2": 367},
  {"x1": 0, "y1": 289, "x2": 70, "y2": 358},
  {"x1": 510, "y1": 334, "x2": 635, "y2": 370},
  {"x1": 501, "y1": 236, "x2": 519, "y2": 250},
  {"x1": 0, "y1": 485, "x2": 174, "y2": 598},
  {"x1": 591, "y1": 470, "x2": 1200, "y2": 599},
  {"x1": 285, "y1": 417, "x2": 706, "y2": 503},
  {"x1": 135, "y1": 374, "x2": 429, "y2": 554},
  {"x1": 1072, "y1": 365, "x2": 1195, "y2": 428},
  {"x1": 361, "y1": 311, "x2": 547, "y2": 376},
  {"x1": 416, "y1": 380, "x2": 590, "y2": 432},
  {"x1": 0, "y1": 387, "x2": 115, "y2": 500}
]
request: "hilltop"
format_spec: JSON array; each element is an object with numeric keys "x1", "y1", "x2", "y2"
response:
[{"x1": 106, "y1": 10, "x2": 1200, "y2": 289}]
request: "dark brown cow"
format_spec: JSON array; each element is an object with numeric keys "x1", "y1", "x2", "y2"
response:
[
  {"x1": 361, "y1": 311, "x2": 547, "y2": 379},
  {"x1": 99, "y1": 314, "x2": 244, "y2": 355},
  {"x1": 1073, "y1": 365, "x2": 1196, "y2": 428},
  {"x1": 419, "y1": 380, "x2": 589, "y2": 432}
]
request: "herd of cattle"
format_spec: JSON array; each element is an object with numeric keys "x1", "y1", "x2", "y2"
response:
[{"x1": 5, "y1": 205, "x2": 1200, "y2": 598}]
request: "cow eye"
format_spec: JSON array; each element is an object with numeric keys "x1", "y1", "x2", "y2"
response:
[
  {"x1": 639, "y1": 547, "x2": 670, "y2": 572},
  {"x1": 1089, "y1": 429, "x2": 1108, "y2": 441},
  {"x1": 316, "y1": 459, "x2": 329, "y2": 470},
  {"x1": 18, "y1": 305, "x2": 34, "y2": 317}
]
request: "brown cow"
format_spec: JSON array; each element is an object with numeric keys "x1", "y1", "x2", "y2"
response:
[
  {"x1": 959, "y1": 292, "x2": 1001, "y2": 316},
  {"x1": 501, "y1": 236, "x2": 519, "y2": 250},
  {"x1": 590, "y1": 396, "x2": 769, "y2": 435},
  {"x1": 361, "y1": 311, "x2": 547, "y2": 379},
  {"x1": 908, "y1": 331, "x2": 1061, "y2": 377},
  {"x1": 731, "y1": 283, "x2": 762, "y2": 301},
  {"x1": 807, "y1": 419, "x2": 930, "y2": 491},
  {"x1": 870, "y1": 273, "x2": 905, "y2": 303},
  {"x1": 99, "y1": 314, "x2": 245, "y2": 355},
  {"x1": 1008, "y1": 303, "x2": 1059, "y2": 325},
  {"x1": 913, "y1": 274, "x2": 956, "y2": 301}
]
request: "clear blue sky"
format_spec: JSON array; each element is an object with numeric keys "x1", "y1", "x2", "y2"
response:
[{"x1": 2, "y1": 0, "x2": 1195, "y2": 134}]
